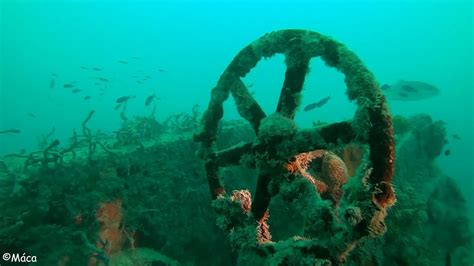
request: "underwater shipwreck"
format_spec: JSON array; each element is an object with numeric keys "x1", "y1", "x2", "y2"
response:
[{"x1": 0, "y1": 30, "x2": 472, "y2": 265}]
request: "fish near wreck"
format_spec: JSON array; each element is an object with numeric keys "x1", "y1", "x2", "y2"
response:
[
  {"x1": 381, "y1": 80, "x2": 439, "y2": 101},
  {"x1": 96, "y1": 77, "x2": 109, "y2": 82},
  {"x1": 116, "y1": 95, "x2": 135, "y2": 103},
  {"x1": 452, "y1": 134, "x2": 461, "y2": 140},
  {"x1": 0, "y1": 128, "x2": 21, "y2": 134},
  {"x1": 145, "y1": 94, "x2": 158, "y2": 106},
  {"x1": 303, "y1": 96, "x2": 331, "y2": 111}
]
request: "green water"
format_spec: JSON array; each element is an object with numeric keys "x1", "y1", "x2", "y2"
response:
[{"x1": 0, "y1": 1, "x2": 472, "y2": 265}]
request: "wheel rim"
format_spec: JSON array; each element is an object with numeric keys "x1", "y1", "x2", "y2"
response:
[{"x1": 194, "y1": 29, "x2": 396, "y2": 261}]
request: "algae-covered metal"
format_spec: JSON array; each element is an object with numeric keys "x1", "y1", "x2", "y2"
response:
[{"x1": 194, "y1": 29, "x2": 396, "y2": 263}]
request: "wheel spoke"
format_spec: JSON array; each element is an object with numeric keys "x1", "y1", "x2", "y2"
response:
[
  {"x1": 215, "y1": 142, "x2": 254, "y2": 167},
  {"x1": 204, "y1": 159, "x2": 225, "y2": 199},
  {"x1": 276, "y1": 55, "x2": 310, "y2": 119},
  {"x1": 286, "y1": 122, "x2": 356, "y2": 155},
  {"x1": 251, "y1": 171, "x2": 273, "y2": 220},
  {"x1": 230, "y1": 79, "x2": 266, "y2": 133}
]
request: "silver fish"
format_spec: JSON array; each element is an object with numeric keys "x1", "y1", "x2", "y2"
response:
[{"x1": 381, "y1": 80, "x2": 439, "y2": 101}]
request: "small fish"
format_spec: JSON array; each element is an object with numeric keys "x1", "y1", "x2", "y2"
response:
[
  {"x1": 145, "y1": 94, "x2": 155, "y2": 106},
  {"x1": 84, "y1": 96, "x2": 92, "y2": 100},
  {"x1": 0, "y1": 128, "x2": 21, "y2": 134},
  {"x1": 398, "y1": 92, "x2": 409, "y2": 98},
  {"x1": 158, "y1": 69, "x2": 165, "y2": 72},
  {"x1": 94, "y1": 82, "x2": 101, "y2": 86},
  {"x1": 92, "y1": 67, "x2": 102, "y2": 71},
  {"x1": 63, "y1": 83, "x2": 75, "y2": 88},
  {"x1": 80, "y1": 66, "x2": 88, "y2": 70},
  {"x1": 136, "y1": 80, "x2": 143, "y2": 84},
  {"x1": 444, "y1": 149, "x2": 451, "y2": 156},
  {"x1": 114, "y1": 103, "x2": 124, "y2": 110},
  {"x1": 27, "y1": 113, "x2": 36, "y2": 118},
  {"x1": 118, "y1": 60, "x2": 128, "y2": 64},
  {"x1": 452, "y1": 134, "x2": 461, "y2": 140},
  {"x1": 144, "y1": 75, "x2": 151, "y2": 79},
  {"x1": 72, "y1": 89, "x2": 82, "y2": 93},
  {"x1": 51, "y1": 73, "x2": 58, "y2": 77},
  {"x1": 116, "y1": 95, "x2": 135, "y2": 103},
  {"x1": 50, "y1": 79, "x2": 56, "y2": 89},
  {"x1": 132, "y1": 57, "x2": 141, "y2": 60},
  {"x1": 97, "y1": 77, "x2": 109, "y2": 82},
  {"x1": 303, "y1": 96, "x2": 331, "y2": 111}
]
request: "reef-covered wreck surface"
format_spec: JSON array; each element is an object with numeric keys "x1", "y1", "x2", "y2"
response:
[
  {"x1": 0, "y1": 112, "x2": 471, "y2": 265},
  {"x1": 0, "y1": 29, "x2": 472, "y2": 265}
]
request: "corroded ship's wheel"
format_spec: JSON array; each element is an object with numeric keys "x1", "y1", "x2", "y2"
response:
[{"x1": 194, "y1": 29, "x2": 395, "y2": 263}]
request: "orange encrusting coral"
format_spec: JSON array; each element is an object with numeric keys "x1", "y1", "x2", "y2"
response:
[
  {"x1": 285, "y1": 149, "x2": 327, "y2": 175},
  {"x1": 321, "y1": 152, "x2": 349, "y2": 204},
  {"x1": 230, "y1": 190, "x2": 252, "y2": 214},
  {"x1": 95, "y1": 200, "x2": 125, "y2": 255},
  {"x1": 285, "y1": 149, "x2": 328, "y2": 193},
  {"x1": 257, "y1": 210, "x2": 272, "y2": 245},
  {"x1": 285, "y1": 150, "x2": 349, "y2": 205}
]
